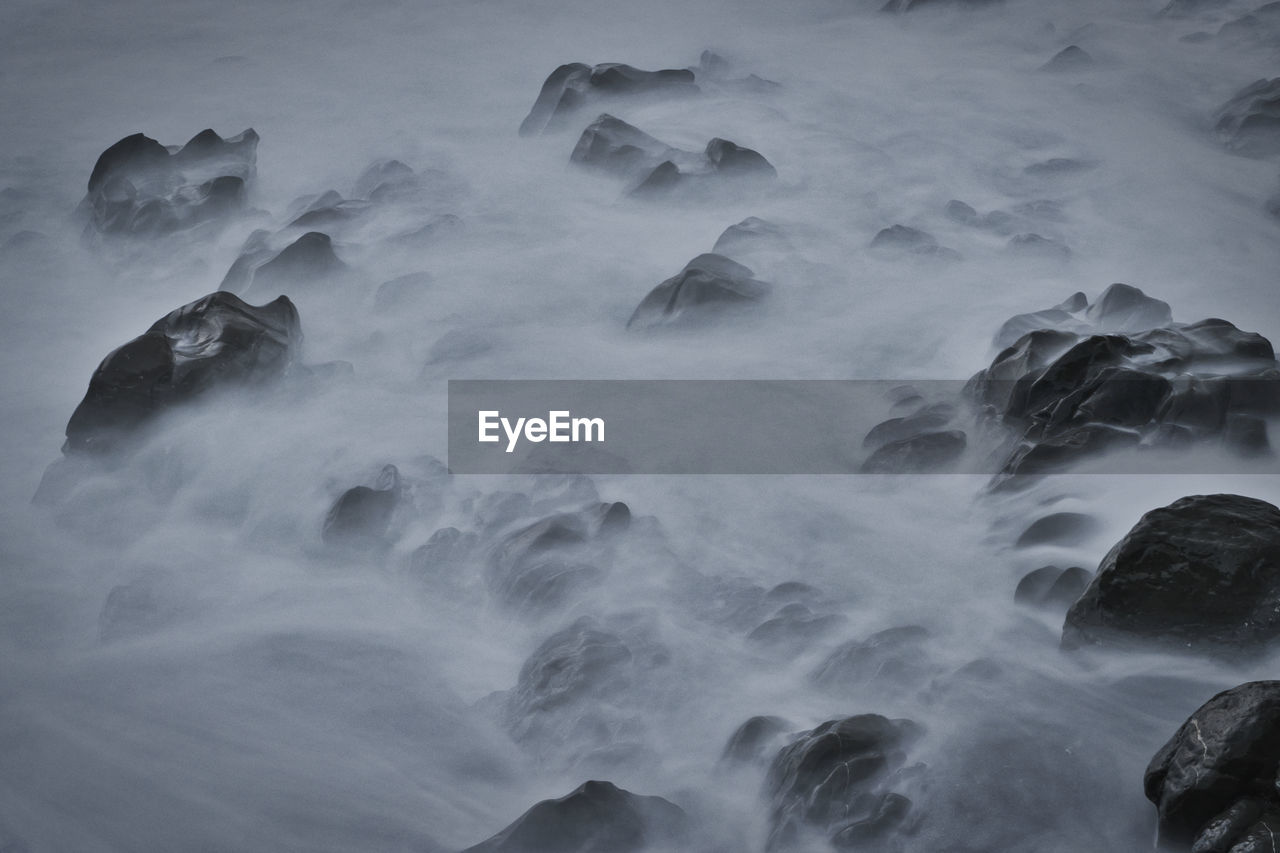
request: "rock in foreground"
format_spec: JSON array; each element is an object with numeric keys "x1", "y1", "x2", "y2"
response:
[
  {"x1": 1145, "y1": 681, "x2": 1280, "y2": 851},
  {"x1": 1063, "y1": 494, "x2": 1280, "y2": 652}
]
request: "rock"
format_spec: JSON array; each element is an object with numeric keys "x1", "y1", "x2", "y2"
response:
[
  {"x1": 570, "y1": 114, "x2": 678, "y2": 178},
  {"x1": 64, "y1": 291, "x2": 300, "y2": 454},
  {"x1": 765, "y1": 715, "x2": 922, "y2": 850},
  {"x1": 1145, "y1": 681, "x2": 1280, "y2": 851},
  {"x1": 746, "y1": 603, "x2": 847, "y2": 656},
  {"x1": 945, "y1": 199, "x2": 979, "y2": 224},
  {"x1": 1224, "y1": 413, "x2": 1272, "y2": 457},
  {"x1": 629, "y1": 160, "x2": 683, "y2": 197},
  {"x1": 722, "y1": 715, "x2": 792, "y2": 765},
  {"x1": 486, "y1": 503, "x2": 628, "y2": 611},
  {"x1": 1006, "y1": 232, "x2": 1071, "y2": 259},
  {"x1": 862, "y1": 403, "x2": 955, "y2": 450},
  {"x1": 461, "y1": 780, "x2": 688, "y2": 853},
  {"x1": 810, "y1": 625, "x2": 934, "y2": 694},
  {"x1": 322, "y1": 464, "x2": 401, "y2": 547},
  {"x1": 871, "y1": 224, "x2": 936, "y2": 252},
  {"x1": 705, "y1": 137, "x2": 776, "y2": 177},
  {"x1": 1014, "y1": 512, "x2": 1100, "y2": 547},
  {"x1": 860, "y1": 430, "x2": 966, "y2": 473},
  {"x1": 1063, "y1": 494, "x2": 1280, "y2": 652},
  {"x1": 80, "y1": 128, "x2": 257, "y2": 235},
  {"x1": 1014, "y1": 565, "x2": 1091, "y2": 609},
  {"x1": 1024, "y1": 158, "x2": 1096, "y2": 176},
  {"x1": 1216, "y1": 79, "x2": 1280, "y2": 157},
  {"x1": 712, "y1": 217, "x2": 790, "y2": 255},
  {"x1": 993, "y1": 293, "x2": 1090, "y2": 349},
  {"x1": 626, "y1": 253, "x2": 770, "y2": 329},
  {"x1": 353, "y1": 158, "x2": 418, "y2": 200},
  {"x1": 248, "y1": 231, "x2": 346, "y2": 291},
  {"x1": 373, "y1": 271, "x2": 433, "y2": 313},
  {"x1": 1040, "y1": 45, "x2": 1094, "y2": 72},
  {"x1": 519, "y1": 62, "x2": 699, "y2": 136},
  {"x1": 1085, "y1": 282, "x2": 1172, "y2": 333}
]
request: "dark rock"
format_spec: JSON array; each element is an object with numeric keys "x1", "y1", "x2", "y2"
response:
[
  {"x1": 1001, "y1": 423, "x2": 1141, "y2": 477},
  {"x1": 322, "y1": 464, "x2": 401, "y2": 547},
  {"x1": 746, "y1": 604, "x2": 846, "y2": 656},
  {"x1": 882, "y1": 0, "x2": 1002, "y2": 11},
  {"x1": 409, "y1": 526, "x2": 477, "y2": 581},
  {"x1": 722, "y1": 715, "x2": 792, "y2": 764},
  {"x1": 570, "y1": 114, "x2": 677, "y2": 178},
  {"x1": 1224, "y1": 413, "x2": 1272, "y2": 457},
  {"x1": 249, "y1": 231, "x2": 346, "y2": 290},
  {"x1": 1040, "y1": 45, "x2": 1094, "y2": 72},
  {"x1": 519, "y1": 62, "x2": 699, "y2": 136},
  {"x1": 81, "y1": 128, "x2": 257, "y2": 235},
  {"x1": 629, "y1": 161, "x2": 682, "y2": 197},
  {"x1": 1145, "y1": 681, "x2": 1280, "y2": 851},
  {"x1": 1216, "y1": 79, "x2": 1280, "y2": 157},
  {"x1": 1086, "y1": 282, "x2": 1172, "y2": 332},
  {"x1": 1014, "y1": 565, "x2": 1091, "y2": 609},
  {"x1": 626, "y1": 253, "x2": 770, "y2": 329},
  {"x1": 64, "y1": 291, "x2": 300, "y2": 454},
  {"x1": 862, "y1": 403, "x2": 955, "y2": 450},
  {"x1": 705, "y1": 137, "x2": 776, "y2": 177},
  {"x1": 712, "y1": 217, "x2": 790, "y2": 255},
  {"x1": 871, "y1": 224, "x2": 937, "y2": 251},
  {"x1": 860, "y1": 430, "x2": 966, "y2": 473},
  {"x1": 944, "y1": 199, "x2": 979, "y2": 225},
  {"x1": 765, "y1": 715, "x2": 922, "y2": 850},
  {"x1": 1014, "y1": 512, "x2": 1100, "y2": 547},
  {"x1": 353, "y1": 158, "x2": 417, "y2": 200},
  {"x1": 461, "y1": 780, "x2": 688, "y2": 853},
  {"x1": 1064, "y1": 494, "x2": 1280, "y2": 652}
]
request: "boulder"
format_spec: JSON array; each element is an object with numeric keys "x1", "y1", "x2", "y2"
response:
[
  {"x1": 1014, "y1": 512, "x2": 1100, "y2": 547},
  {"x1": 519, "y1": 62, "x2": 699, "y2": 136},
  {"x1": 1063, "y1": 494, "x2": 1280, "y2": 652},
  {"x1": 722, "y1": 715, "x2": 792, "y2": 765},
  {"x1": 569, "y1": 114, "x2": 679, "y2": 178},
  {"x1": 64, "y1": 291, "x2": 300, "y2": 454},
  {"x1": 1014, "y1": 565, "x2": 1091, "y2": 609},
  {"x1": 711, "y1": 217, "x2": 790, "y2": 255},
  {"x1": 626, "y1": 253, "x2": 770, "y2": 329},
  {"x1": 461, "y1": 780, "x2": 688, "y2": 853},
  {"x1": 1039, "y1": 45, "x2": 1094, "y2": 72},
  {"x1": 80, "y1": 128, "x2": 257, "y2": 235},
  {"x1": 1145, "y1": 681, "x2": 1280, "y2": 851},
  {"x1": 322, "y1": 464, "x2": 401, "y2": 547},
  {"x1": 765, "y1": 715, "x2": 922, "y2": 850},
  {"x1": 1215, "y1": 79, "x2": 1280, "y2": 157}
]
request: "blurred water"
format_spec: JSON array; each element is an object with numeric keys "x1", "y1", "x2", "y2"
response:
[{"x1": 2, "y1": 0, "x2": 1280, "y2": 849}]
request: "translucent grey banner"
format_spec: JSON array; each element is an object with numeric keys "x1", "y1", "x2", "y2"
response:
[{"x1": 446, "y1": 380, "x2": 1280, "y2": 475}]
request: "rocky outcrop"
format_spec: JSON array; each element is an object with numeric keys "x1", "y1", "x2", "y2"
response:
[
  {"x1": 461, "y1": 780, "x2": 688, "y2": 853},
  {"x1": 519, "y1": 63, "x2": 699, "y2": 136},
  {"x1": 80, "y1": 128, "x2": 257, "y2": 235},
  {"x1": 63, "y1": 291, "x2": 300, "y2": 454},
  {"x1": 626, "y1": 253, "x2": 771, "y2": 329},
  {"x1": 1146, "y1": 681, "x2": 1280, "y2": 851},
  {"x1": 1063, "y1": 494, "x2": 1280, "y2": 652}
]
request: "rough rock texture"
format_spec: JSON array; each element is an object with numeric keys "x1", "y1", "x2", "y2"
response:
[
  {"x1": 1215, "y1": 79, "x2": 1280, "y2": 157},
  {"x1": 1145, "y1": 681, "x2": 1280, "y2": 851},
  {"x1": 80, "y1": 128, "x2": 257, "y2": 235},
  {"x1": 461, "y1": 780, "x2": 688, "y2": 853},
  {"x1": 322, "y1": 464, "x2": 401, "y2": 547},
  {"x1": 966, "y1": 284, "x2": 1278, "y2": 478},
  {"x1": 519, "y1": 62, "x2": 699, "y2": 136},
  {"x1": 765, "y1": 715, "x2": 923, "y2": 850},
  {"x1": 626, "y1": 253, "x2": 771, "y2": 329},
  {"x1": 1063, "y1": 494, "x2": 1280, "y2": 652},
  {"x1": 64, "y1": 291, "x2": 300, "y2": 454}
]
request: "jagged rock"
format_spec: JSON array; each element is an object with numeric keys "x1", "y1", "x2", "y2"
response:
[
  {"x1": 860, "y1": 430, "x2": 966, "y2": 473},
  {"x1": 626, "y1": 253, "x2": 770, "y2": 329},
  {"x1": 1014, "y1": 512, "x2": 1100, "y2": 547},
  {"x1": 80, "y1": 128, "x2": 257, "y2": 235},
  {"x1": 1040, "y1": 45, "x2": 1094, "y2": 72},
  {"x1": 63, "y1": 291, "x2": 300, "y2": 454},
  {"x1": 1215, "y1": 79, "x2": 1280, "y2": 157},
  {"x1": 322, "y1": 464, "x2": 401, "y2": 547},
  {"x1": 765, "y1": 715, "x2": 923, "y2": 851},
  {"x1": 1064, "y1": 494, "x2": 1280, "y2": 652},
  {"x1": 1085, "y1": 282, "x2": 1172, "y2": 332},
  {"x1": 486, "y1": 503, "x2": 629, "y2": 611},
  {"x1": 712, "y1": 217, "x2": 790, "y2": 255},
  {"x1": 1014, "y1": 565, "x2": 1091, "y2": 609},
  {"x1": 1145, "y1": 681, "x2": 1280, "y2": 851},
  {"x1": 461, "y1": 780, "x2": 688, "y2": 853},
  {"x1": 519, "y1": 62, "x2": 699, "y2": 136}
]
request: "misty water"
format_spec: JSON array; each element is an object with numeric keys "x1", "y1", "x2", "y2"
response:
[{"x1": 3, "y1": 0, "x2": 1280, "y2": 849}]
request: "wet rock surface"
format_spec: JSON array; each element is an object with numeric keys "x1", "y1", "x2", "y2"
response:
[{"x1": 1063, "y1": 494, "x2": 1280, "y2": 652}]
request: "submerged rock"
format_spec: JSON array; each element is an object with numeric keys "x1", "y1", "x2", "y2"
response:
[
  {"x1": 63, "y1": 291, "x2": 300, "y2": 454},
  {"x1": 870, "y1": 224, "x2": 956, "y2": 258},
  {"x1": 238, "y1": 231, "x2": 347, "y2": 293},
  {"x1": 1014, "y1": 565, "x2": 1091, "y2": 609},
  {"x1": 860, "y1": 430, "x2": 966, "y2": 473},
  {"x1": 1215, "y1": 78, "x2": 1280, "y2": 157},
  {"x1": 1063, "y1": 494, "x2": 1280, "y2": 652},
  {"x1": 1039, "y1": 45, "x2": 1094, "y2": 72},
  {"x1": 1145, "y1": 681, "x2": 1280, "y2": 851},
  {"x1": 765, "y1": 715, "x2": 923, "y2": 850},
  {"x1": 519, "y1": 62, "x2": 698, "y2": 136},
  {"x1": 461, "y1": 780, "x2": 688, "y2": 853},
  {"x1": 626, "y1": 253, "x2": 771, "y2": 329},
  {"x1": 712, "y1": 217, "x2": 790, "y2": 255},
  {"x1": 722, "y1": 715, "x2": 792, "y2": 765},
  {"x1": 570, "y1": 114, "x2": 680, "y2": 178},
  {"x1": 322, "y1": 464, "x2": 401, "y2": 548},
  {"x1": 80, "y1": 128, "x2": 257, "y2": 235}
]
